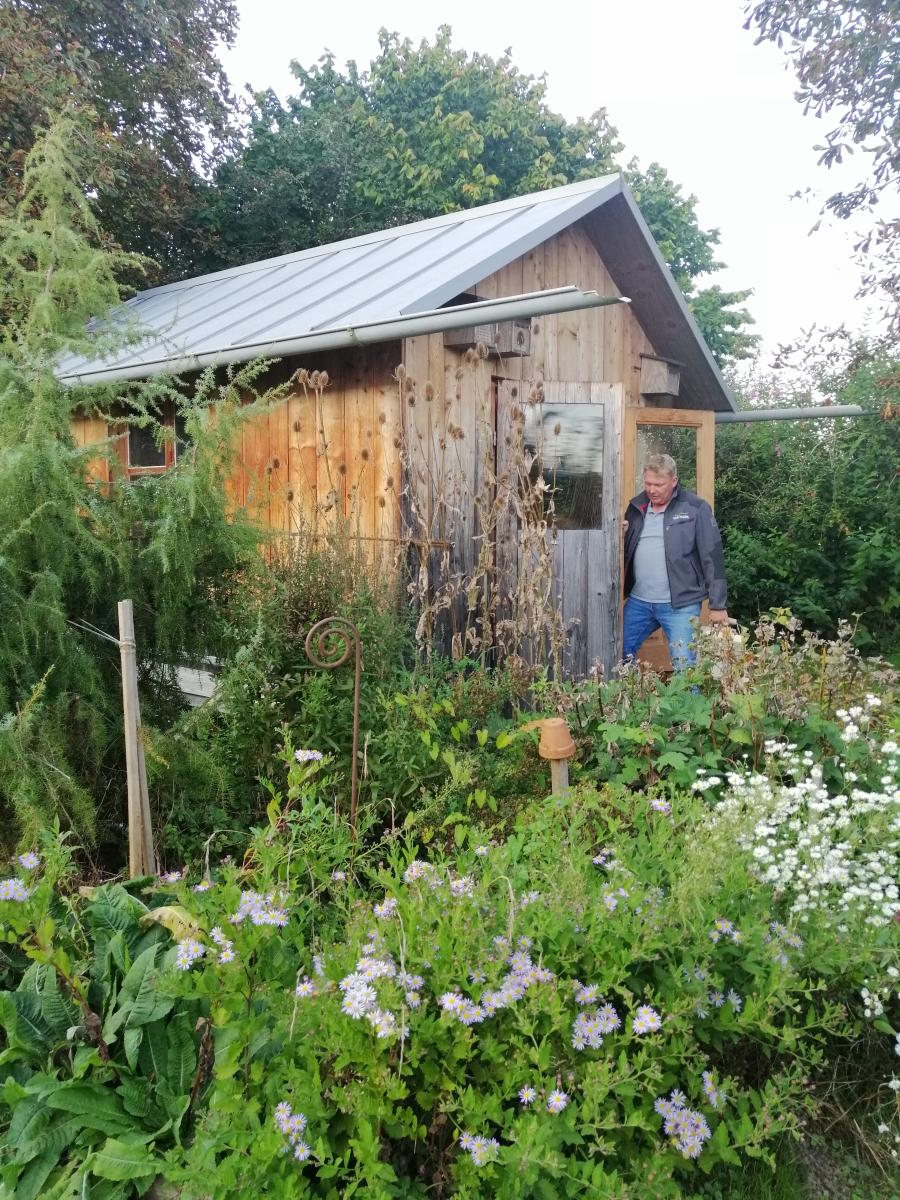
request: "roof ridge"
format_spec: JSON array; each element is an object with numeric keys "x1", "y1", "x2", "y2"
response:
[{"x1": 139, "y1": 173, "x2": 623, "y2": 298}]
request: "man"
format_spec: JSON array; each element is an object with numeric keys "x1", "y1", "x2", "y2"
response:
[{"x1": 622, "y1": 453, "x2": 728, "y2": 670}]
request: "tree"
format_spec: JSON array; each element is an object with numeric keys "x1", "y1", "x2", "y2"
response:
[
  {"x1": 192, "y1": 28, "x2": 757, "y2": 363},
  {"x1": 716, "y1": 343, "x2": 900, "y2": 656},
  {"x1": 0, "y1": 110, "x2": 272, "y2": 853},
  {"x1": 744, "y1": 0, "x2": 900, "y2": 331},
  {"x1": 0, "y1": 0, "x2": 240, "y2": 278}
]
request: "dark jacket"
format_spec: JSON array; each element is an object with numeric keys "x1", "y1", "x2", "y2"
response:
[{"x1": 624, "y1": 486, "x2": 727, "y2": 610}]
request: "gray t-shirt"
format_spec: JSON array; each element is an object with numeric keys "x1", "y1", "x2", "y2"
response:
[{"x1": 632, "y1": 508, "x2": 671, "y2": 602}]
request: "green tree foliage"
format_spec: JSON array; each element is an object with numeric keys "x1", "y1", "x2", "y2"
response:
[
  {"x1": 0, "y1": 112, "x2": 272, "y2": 852},
  {"x1": 193, "y1": 27, "x2": 757, "y2": 363},
  {"x1": 0, "y1": 0, "x2": 239, "y2": 278},
  {"x1": 716, "y1": 347, "x2": 900, "y2": 657},
  {"x1": 744, "y1": 0, "x2": 900, "y2": 330}
]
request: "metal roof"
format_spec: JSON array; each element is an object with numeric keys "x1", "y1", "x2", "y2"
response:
[{"x1": 57, "y1": 173, "x2": 734, "y2": 411}]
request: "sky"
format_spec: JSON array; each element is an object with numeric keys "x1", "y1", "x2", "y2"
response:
[{"x1": 222, "y1": 0, "x2": 880, "y2": 364}]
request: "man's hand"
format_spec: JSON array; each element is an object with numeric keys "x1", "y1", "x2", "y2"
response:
[{"x1": 708, "y1": 609, "x2": 730, "y2": 625}]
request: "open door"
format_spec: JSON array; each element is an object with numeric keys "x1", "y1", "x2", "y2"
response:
[{"x1": 622, "y1": 407, "x2": 715, "y2": 672}]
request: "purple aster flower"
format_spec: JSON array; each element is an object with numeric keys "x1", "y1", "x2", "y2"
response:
[
  {"x1": 596, "y1": 1004, "x2": 621, "y2": 1033},
  {"x1": 574, "y1": 983, "x2": 599, "y2": 1006},
  {"x1": 727, "y1": 988, "x2": 742, "y2": 1012},
  {"x1": 631, "y1": 1005, "x2": 662, "y2": 1035},
  {"x1": 0, "y1": 878, "x2": 31, "y2": 902},
  {"x1": 546, "y1": 1089, "x2": 569, "y2": 1114},
  {"x1": 474, "y1": 845, "x2": 490, "y2": 857},
  {"x1": 174, "y1": 938, "x2": 205, "y2": 971},
  {"x1": 17, "y1": 851, "x2": 39, "y2": 870},
  {"x1": 373, "y1": 897, "x2": 398, "y2": 919},
  {"x1": 650, "y1": 798, "x2": 672, "y2": 815},
  {"x1": 295, "y1": 977, "x2": 317, "y2": 998},
  {"x1": 518, "y1": 1085, "x2": 536, "y2": 1105},
  {"x1": 294, "y1": 748, "x2": 323, "y2": 763}
]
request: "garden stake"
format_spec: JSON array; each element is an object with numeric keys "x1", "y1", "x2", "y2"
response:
[
  {"x1": 117, "y1": 599, "x2": 156, "y2": 877},
  {"x1": 304, "y1": 617, "x2": 362, "y2": 839},
  {"x1": 538, "y1": 717, "x2": 576, "y2": 795}
]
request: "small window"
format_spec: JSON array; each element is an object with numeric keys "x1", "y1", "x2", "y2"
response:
[
  {"x1": 127, "y1": 422, "x2": 167, "y2": 469},
  {"x1": 523, "y1": 403, "x2": 604, "y2": 530},
  {"x1": 174, "y1": 411, "x2": 190, "y2": 461}
]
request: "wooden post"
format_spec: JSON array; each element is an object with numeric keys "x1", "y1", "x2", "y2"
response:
[
  {"x1": 550, "y1": 757, "x2": 570, "y2": 795},
  {"x1": 117, "y1": 600, "x2": 156, "y2": 877}
]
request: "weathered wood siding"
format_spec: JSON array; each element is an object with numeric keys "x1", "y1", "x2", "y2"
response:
[
  {"x1": 72, "y1": 344, "x2": 404, "y2": 552},
  {"x1": 473, "y1": 220, "x2": 656, "y2": 405}
]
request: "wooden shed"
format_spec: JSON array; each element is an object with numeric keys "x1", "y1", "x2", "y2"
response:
[{"x1": 61, "y1": 174, "x2": 735, "y2": 677}]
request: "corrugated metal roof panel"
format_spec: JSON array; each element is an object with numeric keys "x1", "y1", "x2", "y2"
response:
[
  {"x1": 56, "y1": 173, "x2": 734, "y2": 411},
  {"x1": 57, "y1": 176, "x2": 621, "y2": 381}
]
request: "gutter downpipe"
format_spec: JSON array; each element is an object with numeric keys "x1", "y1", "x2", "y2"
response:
[
  {"x1": 715, "y1": 405, "x2": 875, "y2": 423},
  {"x1": 60, "y1": 287, "x2": 630, "y2": 386}
]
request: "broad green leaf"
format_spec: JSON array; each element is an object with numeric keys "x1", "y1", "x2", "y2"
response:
[
  {"x1": 120, "y1": 945, "x2": 171, "y2": 1028},
  {"x1": 11, "y1": 1145, "x2": 60, "y2": 1200},
  {"x1": 138, "y1": 1018, "x2": 168, "y2": 1080},
  {"x1": 8, "y1": 1098, "x2": 49, "y2": 1150},
  {"x1": 13, "y1": 1113, "x2": 81, "y2": 1166},
  {"x1": 3, "y1": 991, "x2": 53, "y2": 1054},
  {"x1": 123, "y1": 1026, "x2": 143, "y2": 1070},
  {"x1": 90, "y1": 1137, "x2": 157, "y2": 1183},
  {"x1": 40, "y1": 971, "x2": 80, "y2": 1037},
  {"x1": 46, "y1": 1083, "x2": 130, "y2": 1131},
  {"x1": 166, "y1": 1012, "x2": 196, "y2": 1093}
]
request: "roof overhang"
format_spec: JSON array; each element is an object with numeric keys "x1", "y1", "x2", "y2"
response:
[{"x1": 581, "y1": 183, "x2": 736, "y2": 412}]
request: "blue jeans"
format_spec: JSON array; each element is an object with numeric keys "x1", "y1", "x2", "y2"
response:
[{"x1": 622, "y1": 597, "x2": 701, "y2": 671}]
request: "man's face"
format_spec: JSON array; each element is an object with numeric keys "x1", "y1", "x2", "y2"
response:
[{"x1": 643, "y1": 468, "x2": 677, "y2": 509}]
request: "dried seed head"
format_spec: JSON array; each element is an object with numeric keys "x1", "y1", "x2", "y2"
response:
[
  {"x1": 476, "y1": 342, "x2": 489, "y2": 360},
  {"x1": 292, "y1": 368, "x2": 309, "y2": 386},
  {"x1": 318, "y1": 371, "x2": 330, "y2": 388},
  {"x1": 395, "y1": 364, "x2": 407, "y2": 382}
]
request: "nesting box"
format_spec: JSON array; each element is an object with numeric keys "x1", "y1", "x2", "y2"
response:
[
  {"x1": 640, "y1": 353, "x2": 682, "y2": 400},
  {"x1": 444, "y1": 319, "x2": 532, "y2": 358}
]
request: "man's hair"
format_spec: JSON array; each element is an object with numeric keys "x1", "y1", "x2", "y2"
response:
[{"x1": 644, "y1": 453, "x2": 677, "y2": 477}]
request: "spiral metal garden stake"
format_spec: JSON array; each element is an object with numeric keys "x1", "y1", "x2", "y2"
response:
[{"x1": 304, "y1": 617, "x2": 362, "y2": 839}]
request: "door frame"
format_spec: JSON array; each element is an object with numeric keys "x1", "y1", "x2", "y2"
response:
[
  {"x1": 621, "y1": 406, "x2": 716, "y2": 670},
  {"x1": 622, "y1": 406, "x2": 715, "y2": 508}
]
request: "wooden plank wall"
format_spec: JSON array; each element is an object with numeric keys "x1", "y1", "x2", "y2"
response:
[
  {"x1": 69, "y1": 344, "x2": 404, "y2": 556},
  {"x1": 474, "y1": 220, "x2": 656, "y2": 404},
  {"x1": 71, "y1": 414, "x2": 111, "y2": 484}
]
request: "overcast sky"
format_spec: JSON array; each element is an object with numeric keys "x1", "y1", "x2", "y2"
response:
[{"x1": 223, "y1": 0, "x2": 880, "y2": 363}]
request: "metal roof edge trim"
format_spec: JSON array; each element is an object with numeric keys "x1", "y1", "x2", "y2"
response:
[
  {"x1": 614, "y1": 186, "x2": 737, "y2": 413},
  {"x1": 60, "y1": 287, "x2": 629, "y2": 386}
]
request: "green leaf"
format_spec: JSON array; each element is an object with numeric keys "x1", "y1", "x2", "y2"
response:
[
  {"x1": 11, "y1": 1145, "x2": 61, "y2": 1200},
  {"x1": 40, "y1": 971, "x2": 81, "y2": 1036},
  {"x1": 46, "y1": 1083, "x2": 130, "y2": 1131},
  {"x1": 165, "y1": 1011, "x2": 196, "y2": 1093},
  {"x1": 13, "y1": 1113, "x2": 81, "y2": 1166},
  {"x1": 123, "y1": 1026, "x2": 143, "y2": 1070},
  {"x1": 120, "y1": 945, "x2": 169, "y2": 1028},
  {"x1": 138, "y1": 1018, "x2": 168, "y2": 1080},
  {"x1": 3, "y1": 990, "x2": 54, "y2": 1054},
  {"x1": 90, "y1": 1137, "x2": 157, "y2": 1183}
]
